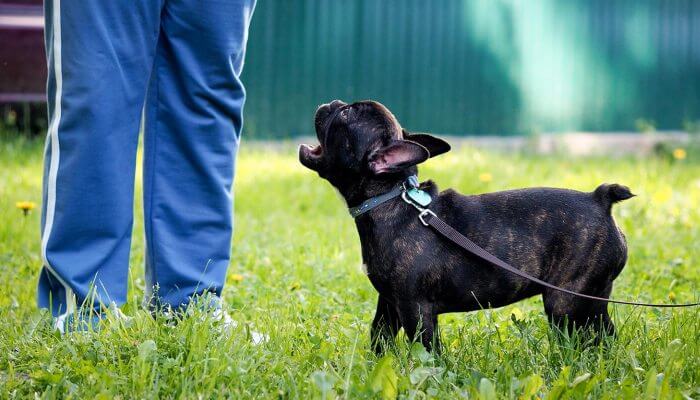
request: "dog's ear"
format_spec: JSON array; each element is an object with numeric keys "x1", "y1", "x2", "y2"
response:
[
  {"x1": 368, "y1": 140, "x2": 430, "y2": 175},
  {"x1": 402, "y1": 129, "x2": 451, "y2": 158}
]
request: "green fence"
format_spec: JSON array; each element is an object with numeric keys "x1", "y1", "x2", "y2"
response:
[{"x1": 242, "y1": 0, "x2": 700, "y2": 138}]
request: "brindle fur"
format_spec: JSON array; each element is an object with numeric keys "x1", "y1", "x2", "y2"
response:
[{"x1": 299, "y1": 100, "x2": 633, "y2": 353}]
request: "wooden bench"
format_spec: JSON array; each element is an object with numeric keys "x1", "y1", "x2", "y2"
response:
[{"x1": 0, "y1": 1, "x2": 46, "y2": 133}]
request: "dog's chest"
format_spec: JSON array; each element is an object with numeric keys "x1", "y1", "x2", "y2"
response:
[
  {"x1": 360, "y1": 235, "x2": 429, "y2": 294},
  {"x1": 362, "y1": 249, "x2": 399, "y2": 294},
  {"x1": 357, "y1": 236, "x2": 391, "y2": 284}
]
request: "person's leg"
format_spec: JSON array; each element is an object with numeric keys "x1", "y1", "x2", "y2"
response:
[
  {"x1": 39, "y1": 0, "x2": 162, "y2": 321},
  {"x1": 143, "y1": 0, "x2": 256, "y2": 309}
]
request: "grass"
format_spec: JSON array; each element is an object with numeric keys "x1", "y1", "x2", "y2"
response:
[{"x1": 0, "y1": 135, "x2": 698, "y2": 399}]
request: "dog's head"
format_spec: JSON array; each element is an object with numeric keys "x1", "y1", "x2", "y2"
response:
[{"x1": 299, "y1": 100, "x2": 450, "y2": 191}]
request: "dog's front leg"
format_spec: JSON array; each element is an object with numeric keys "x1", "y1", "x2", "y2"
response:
[
  {"x1": 398, "y1": 302, "x2": 440, "y2": 352},
  {"x1": 370, "y1": 295, "x2": 401, "y2": 354}
]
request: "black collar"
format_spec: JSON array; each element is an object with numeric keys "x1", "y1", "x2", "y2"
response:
[{"x1": 348, "y1": 175, "x2": 420, "y2": 218}]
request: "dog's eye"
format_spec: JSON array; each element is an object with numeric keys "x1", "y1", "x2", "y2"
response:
[{"x1": 339, "y1": 108, "x2": 350, "y2": 121}]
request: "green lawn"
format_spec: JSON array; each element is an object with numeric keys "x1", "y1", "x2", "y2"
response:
[{"x1": 0, "y1": 136, "x2": 698, "y2": 399}]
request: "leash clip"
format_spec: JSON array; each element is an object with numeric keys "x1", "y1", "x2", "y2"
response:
[
  {"x1": 418, "y1": 209, "x2": 436, "y2": 226},
  {"x1": 401, "y1": 191, "x2": 436, "y2": 226}
]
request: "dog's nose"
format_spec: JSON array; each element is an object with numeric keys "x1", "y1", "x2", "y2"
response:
[
  {"x1": 316, "y1": 100, "x2": 347, "y2": 120},
  {"x1": 329, "y1": 100, "x2": 346, "y2": 109},
  {"x1": 316, "y1": 100, "x2": 345, "y2": 115}
]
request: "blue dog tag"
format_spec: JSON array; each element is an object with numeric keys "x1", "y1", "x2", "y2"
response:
[{"x1": 407, "y1": 188, "x2": 432, "y2": 206}]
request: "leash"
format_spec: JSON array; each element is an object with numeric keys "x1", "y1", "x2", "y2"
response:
[{"x1": 351, "y1": 176, "x2": 700, "y2": 308}]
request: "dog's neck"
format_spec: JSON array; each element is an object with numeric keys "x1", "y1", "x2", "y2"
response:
[
  {"x1": 348, "y1": 177, "x2": 427, "y2": 277},
  {"x1": 336, "y1": 170, "x2": 416, "y2": 208}
]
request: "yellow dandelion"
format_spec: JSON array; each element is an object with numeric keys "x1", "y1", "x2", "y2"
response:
[
  {"x1": 672, "y1": 148, "x2": 687, "y2": 160},
  {"x1": 231, "y1": 273, "x2": 244, "y2": 282},
  {"x1": 668, "y1": 291, "x2": 676, "y2": 302},
  {"x1": 479, "y1": 172, "x2": 493, "y2": 183},
  {"x1": 16, "y1": 201, "x2": 37, "y2": 216},
  {"x1": 510, "y1": 307, "x2": 524, "y2": 322},
  {"x1": 289, "y1": 282, "x2": 301, "y2": 291}
]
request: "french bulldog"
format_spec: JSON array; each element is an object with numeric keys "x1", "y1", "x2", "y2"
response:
[{"x1": 299, "y1": 100, "x2": 633, "y2": 352}]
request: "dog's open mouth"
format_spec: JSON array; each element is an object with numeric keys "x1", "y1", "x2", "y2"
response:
[
  {"x1": 299, "y1": 144, "x2": 323, "y2": 158},
  {"x1": 301, "y1": 143, "x2": 323, "y2": 157},
  {"x1": 299, "y1": 143, "x2": 324, "y2": 170}
]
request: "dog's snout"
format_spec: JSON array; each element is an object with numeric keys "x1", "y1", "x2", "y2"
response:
[
  {"x1": 316, "y1": 100, "x2": 346, "y2": 115},
  {"x1": 329, "y1": 100, "x2": 346, "y2": 109},
  {"x1": 315, "y1": 100, "x2": 348, "y2": 132}
]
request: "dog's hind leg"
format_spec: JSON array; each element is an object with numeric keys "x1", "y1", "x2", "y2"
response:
[
  {"x1": 542, "y1": 282, "x2": 615, "y2": 341},
  {"x1": 371, "y1": 296, "x2": 401, "y2": 354}
]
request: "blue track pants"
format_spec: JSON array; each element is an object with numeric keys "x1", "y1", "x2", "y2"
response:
[{"x1": 39, "y1": 0, "x2": 256, "y2": 317}]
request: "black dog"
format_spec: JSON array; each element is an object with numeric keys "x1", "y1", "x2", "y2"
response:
[{"x1": 299, "y1": 100, "x2": 633, "y2": 352}]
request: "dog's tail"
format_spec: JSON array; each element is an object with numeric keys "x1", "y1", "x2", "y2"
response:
[{"x1": 593, "y1": 183, "x2": 635, "y2": 213}]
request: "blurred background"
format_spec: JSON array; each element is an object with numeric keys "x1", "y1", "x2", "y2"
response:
[{"x1": 1, "y1": 0, "x2": 699, "y2": 141}]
